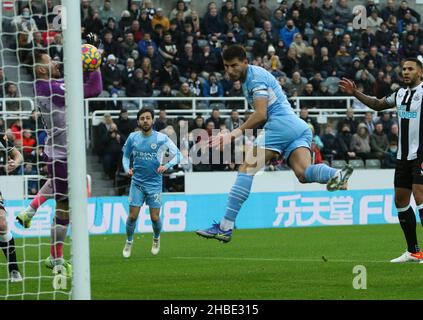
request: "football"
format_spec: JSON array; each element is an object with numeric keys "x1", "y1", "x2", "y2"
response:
[{"x1": 81, "y1": 44, "x2": 102, "y2": 72}]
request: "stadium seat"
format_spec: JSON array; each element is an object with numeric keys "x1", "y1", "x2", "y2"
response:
[
  {"x1": 365, "y1": 159, "x2": 381, "y2": 169},
  {"x1": 331, "y1": 160, "x2": 347, "y2": 169},
  {"x1": 349, "y1": 159, "x2": 365, "y2": 169},
  {"x1": 152, "y1": 90, "x2": 160, "y2": 97}
]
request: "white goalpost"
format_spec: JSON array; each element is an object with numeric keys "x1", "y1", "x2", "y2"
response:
[
  {"x1": 62, "y1": 0, "x2": 91, "y2": 300},
  {"x1": 0, "y1": 0, "x2": 91, "y2": 300}
]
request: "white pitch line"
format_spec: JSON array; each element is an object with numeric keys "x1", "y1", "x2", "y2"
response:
[{"x1": 172, "y1": 256, "x2": 398, "y2": 264}]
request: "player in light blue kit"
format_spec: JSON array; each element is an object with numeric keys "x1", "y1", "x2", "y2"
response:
[
  {"x1": 196, "y1": 45, "x2": 353, "y2": 243},
  {"x1": 122, "y1": 108, "x2": 182, "y2": 258}
]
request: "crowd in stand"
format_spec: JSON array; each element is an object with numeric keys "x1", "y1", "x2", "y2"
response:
[{"x1": 1, "y1": 0, "x2": 421, "y2": 192}]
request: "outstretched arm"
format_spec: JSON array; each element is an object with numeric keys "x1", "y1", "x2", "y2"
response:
[
  {"x1": 339, "y1": 78, "x2": 394, "y2": 111},
  {"x1": 83, "y1": 69, "x2": 103, "y2": 98}
]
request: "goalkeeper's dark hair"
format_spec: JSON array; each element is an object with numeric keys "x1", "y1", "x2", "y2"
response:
[
  {"x1": 137, "y1": 107, "x2": 155, "y2": 120},
  {"x1": 222, "y1": 45, "x2": 247, "y2": 61}
]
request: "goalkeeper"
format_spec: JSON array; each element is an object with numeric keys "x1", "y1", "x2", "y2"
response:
[{"x1": 17, "y1": 50, "x2": 102, "y2": 274}]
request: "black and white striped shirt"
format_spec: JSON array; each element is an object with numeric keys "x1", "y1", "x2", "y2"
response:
[{"x1": 385, "y1": 83, "x2": 423, "y2": 161}]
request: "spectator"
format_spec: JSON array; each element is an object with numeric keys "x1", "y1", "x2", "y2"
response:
[
  {"x1": 158, "y1": 33, "x2": 178, "y2": 62},
  {"x1": 129, "y1": 20, "x2": 143, "y2": 43},
  {"x1": 142, "y1": 0, "x2": 156, "y2": 21},
  {"x1": 83, "y1": 9, "x2": 104, "y2": 36},
  {"x1": 10, "y1": 119, "x2": 23, "y2": 142},
  {"x1": 203, "y1": 6, "x2": 225, "y2": 37},
  {"x1": 309, "y1": 124, "x2": 323, "y2": 164},
  {"x1": 383, "y1": 139, "x2": 398, "y2": 168},
  {"x1": 80, "y1": 0, "x2": 94, "y2": 21},
  {"x1": 138, "y1": 32, "x2": 157, "y2": 56},
  {"x1": 140, "y1": 57, "x2": 154, "y2": 81},
  {"x1": 279, "y1": 19, "x2": 299, "y2": 48},
  {"x1": 286, "y1": 71, "x2": 305, "y2": 97},
  {"x1": 49, "y1": 33, "x2": 64, "y2": 62},
  {"x1": 153, "y1": 109, "x2": 170, "y2": 132},
  {"x1": 256, "y1": 0, "x2": 272, "y2": 26},
  {"x1": 301, "y1": 83, "x2": 319, "y2": 109},
  {"x1": 226, "y1": 80, "x2": 244, "y2": 110},
  {"x1": 338, "y1": 108, "x2": 359, "y2": 134},
  {"x1": 351, "y1": 123, "x2": 372, "y2": 160},
  {"x1": 299, "y1": 107, "x2": 319, "y2": 135},
  {"x1": 305, "y1": 0, "x2": 323, "y2": 26},
  {"x1": 128, "y1": 0, "x2": 140, "y2": 21},
  {"x1": 367, "y1": 9, "x2": 383, "y2": 33},
  {"x1": 102, "y1": 31, "x2": 123, "y2": 61},
  {"x1": 101, "y1": 17, "x2": 123, "y2": 42},
  {"x1": 282, "y1": 47, "x2": 298, "y2": 78},
  {"x1": 199, "y1": 45, "x2": 220, "y2": 80},
  {"x1": 187, "y1": 71, "x2": 202, "y2": 97},
  {"x1": 151, "y1": 8, "x2": 170, "y2": 32},
  {"x1": 252, "y1": 31, "x2": 271, "y2": 58},
  {"x1": 239, "y1": 6, "x2": 255, "y2": 39},
  {"x1": 381, "y1": 0, "x2": 397, "y2": 21},
  {"x1": 379, "y1": 110, "x2": 395, "y2": 135},
  {"x1": 139, "y1": 8, "x2": 153, "y2": 34},
  {"x1": 22, "y1": 129, "x2": 36, "y2": 158},
  {"x1": 5, "y1": 83, "x2": 21, "y2": 112},
  {"x1": 118, "y1": 10, "x2": 133, "y2": 32},
  {"x1": 290, "y1": 33, "x2": 307, "y2": 59},
  {"x1": 206, "y1": 108, "x2": 224, "y2": 129},
  {"x1": 121, "y1": 58, "x2": 136, "y2": 87},
  {"x1": 225, "y1": 109, "x2": 244, "y2": 131},
  {"x1": 99, "y1": 0, "x2": 117, "y2": 24},
  {"x1": 102, "y1": 54, "x2": 124, "y2": 96},
  {"x1": 321, "y1": 30, "x2": 338, "y2": 57},
  {"x1": 321, "y1": 124, "x2": 338, "y2": 162},
  {"x1": 169, "y1": 0, "x2": 192, "y2": 21},
  {"x1": 362, "y1": 111, "x2": 375, "y2": 135},
  {"x1": 317, "y1": 46, "x2": 336, "y2": 78},
  {"x1": 158, "y1": 59, "x2": 181, "y2": 90},
  {"x1": 334, "y1": 45, "x2": 352, "y2": 78},
  {"x1": 23, "y1": 110, "x2": 42, "y2": 135},
  {"x1": 175, "y1": 82, "x2": 195, "y2": 109},
  {"x1": 157, "y1": 83, "x2": 174, "y2": 109},
  {"x1": 146, "y1": 46, "x2": 163, "y2": 77},
  {"x1": 334, "y1": 0, "x2": 353, "y2": 27},
  {"x1": 397, "y1": 0, "x2": 420, "y2": 23},
  {"x1": 271, "y1": 8, "x2": 286, "y2": 32},
  {"x1": 116, "y1": 108, "x2": 137, "y2": 138},
  {"x1": 121, "y1": 32, "x2": 139, "y2": 60},
  {"x1": 178, "y1": 42, "x2": 203, "y2": 77},
  {"x1": 203, "y1": 73, "x2": 224, "y2": 98},
  {"x1": 103, "y1": 123, "x2": 125, "y2": 180},
  {"x1": 335, "y1": 123, "x2": 356, "y2": 160},
  {"x1": 375, "y1": 23, "x2": 392, "y2": 51},
  {"x1": 370, "y1": 122, "x2": 389, "y2": 160},
  {"x1": 361, "y1": 27, "x2": 377, "y2": 50},
  {"x1": 126, "y1": 69, "x2": 152, "y2": 97},
  {"x1": 387, "y1": 123, "x2": 399, "y2": 144},
  {"x1": 299, "y1": 46, "x2": 317, "y2": 79}
]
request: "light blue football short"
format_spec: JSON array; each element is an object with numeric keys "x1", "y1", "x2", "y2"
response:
[
  {"x1": 128, "y1": 180, "x2": 162, "y2": 208},
  {"x1": 254, "y1": 115, "x2": 312, "y2": 161}
]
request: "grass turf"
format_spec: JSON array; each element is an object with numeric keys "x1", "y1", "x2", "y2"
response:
[{"x1": 1, "y1": 223, "x2": 423, "y2": 299}]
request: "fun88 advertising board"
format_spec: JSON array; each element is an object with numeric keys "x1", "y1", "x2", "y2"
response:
[{"x1": 3, "y1": 189, "x2": 403, "y2": 239}]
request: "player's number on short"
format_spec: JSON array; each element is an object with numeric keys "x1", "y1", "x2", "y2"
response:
[{"x1": 52, "y1": 5, "x2": 67, "y2": 31}]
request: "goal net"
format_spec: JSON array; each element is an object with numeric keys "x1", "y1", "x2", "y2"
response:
[{"x1": 0, "y1": 0, "x2": 89, "y2": 299}]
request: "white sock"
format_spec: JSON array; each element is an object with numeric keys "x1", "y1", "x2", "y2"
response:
[{"x1": 220, "y1": 218, "x2": 234, "y2": 231}]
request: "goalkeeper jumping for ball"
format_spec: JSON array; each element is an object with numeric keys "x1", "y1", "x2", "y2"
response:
[
  {"x1": 16, "y1": 50, "x2": 102, "y2": 275},
  {"x1": 0, "y1": 134, "x2": 24, "y2": 282}
]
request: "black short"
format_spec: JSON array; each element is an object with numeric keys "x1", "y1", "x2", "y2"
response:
[{"x1": 394, "y1": 158, "x2": 423, "y2": 189}]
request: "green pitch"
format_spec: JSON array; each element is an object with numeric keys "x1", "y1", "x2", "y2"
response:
[{"x1": 2, "y1": 224, "x2": 423, "y2": 299}]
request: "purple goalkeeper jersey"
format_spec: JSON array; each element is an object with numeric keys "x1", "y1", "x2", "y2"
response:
[{"x1": 35, "y1": 70, "x2": 103, "y2": 159}]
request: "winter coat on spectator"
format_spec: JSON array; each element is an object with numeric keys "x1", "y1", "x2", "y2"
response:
[
  {"x1": 126, "y1": 73, "x2": 153, "y2": 97},
  {"x1": 102, "y1": 39, "x2": 123, "y2": 61},
  {"x1": 280, "y1": 25, "x2": 299, "y2": 48},
  {"x1": 203, "y1": 13, "x2": 225, "y2": 35},
  {"x1": 351, "y1": 123, "x2": 371, "y2": 154},
  {"x1": 225, "y1": 117, "x2": 244, "y2": 132},
  {"x1": 175, "y1": 89, "x2": 195, "y2": 110},
  {"x1": 335, "y1": 130, "x2": 354, "y2": 160},
  {"x1": 370, "y1": 130, "x2": 389, "y2": 157},
  {"x1": 305, "y1": 5, "x2": 323, "y2": 26},
  {"x1": 121, "y1": 66, "x2": 135, "y2": 87},
  {"x1": 334, "y1": 2, "x2": 353, "y2": 26},
  {"x1": 102, "y1": 63, "x2": 123, "y2": 90},
  {"x1": 203, "y1": 80, "x2": 224, "y2": 97},
  {"x1": 321, "y1": 131, "x2": 337, "y2": 158},
  {"x1": 121, "y1": 40, "x2": 139, "y2": 60},
  {"x1": 239, "y1": 15, "x2": 255, "y2": 35},
  {"x1": 116, "y1": 118, "x2": 137, "y2": 139},
  {"x1": 151, "y1": 15, "x2": 170, "y2": 32},
  {"x1": 158, "y1": 64, "x2": 181, "y2": 90},
  {"x1": 178, "y1": 53, "x2": 204, "y2": 77},
  {"x1": 138, "y1": 39, "x2": 157, "y2": 57}
]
